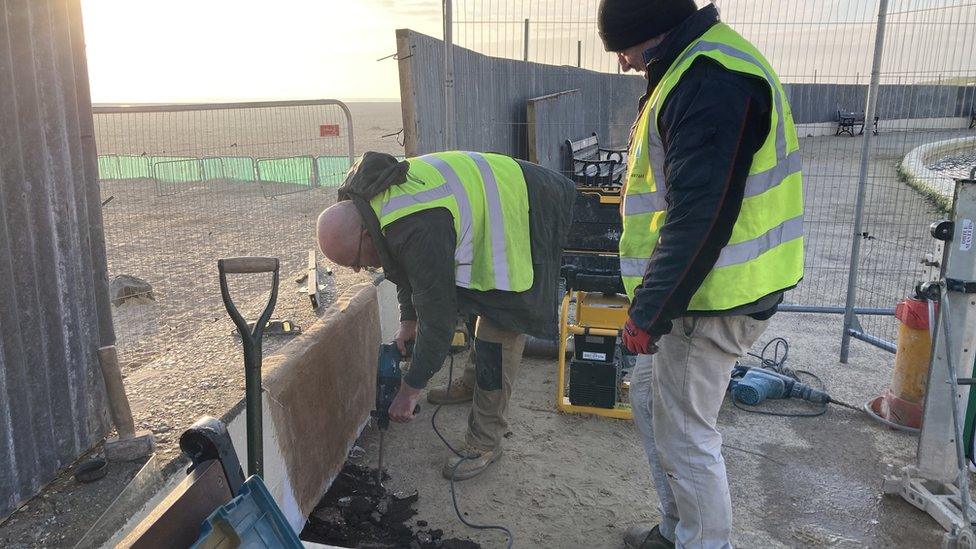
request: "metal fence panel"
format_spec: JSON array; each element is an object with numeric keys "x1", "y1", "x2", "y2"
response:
[
  {"x1": 437, "y1": 0, "x2": 976, "y2": 355},
  {"x1": 90, "y1": 100, "x2": 357, "y2": 419},
  {"x1": 0, "y1": 0, "x2": 113, "y2": 519}
]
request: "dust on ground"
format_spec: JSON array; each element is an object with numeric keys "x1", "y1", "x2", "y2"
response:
[
  {"x1": 361, "y1": 313, "x2": 943, "y2": 548},
  {"x1": 0, "y1": 455, "x2": 147, "y2": 548}
]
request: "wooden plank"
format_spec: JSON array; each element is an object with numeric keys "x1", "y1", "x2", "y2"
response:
[
  {"x1": 119, "y1": 460, "x2": 232, "y2": 549},
  {"x1": 396, "y1": 29, "x2": 418, "y2": 157},
  {"x1": 307, "y1": 250, "x2": 319, "y2": 309}
]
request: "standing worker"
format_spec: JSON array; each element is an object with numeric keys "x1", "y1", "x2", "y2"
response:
[
  {"x1": 317, "y1": 151, "x2": 575, "y2": 480},
  {"x1": 598, "y1": 1, "x2": 804, "y2": 548}
]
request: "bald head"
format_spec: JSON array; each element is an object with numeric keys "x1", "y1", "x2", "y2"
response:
[
  {"x1": 317, "y1": 201, "x2": 380, "y2": 272},
  {"x1": 317, "y1": 201, "x2": 363, "y2": 267}
]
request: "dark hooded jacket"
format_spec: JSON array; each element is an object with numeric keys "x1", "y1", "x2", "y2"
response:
[
  {"x1": 339, "y1": 152, "x2": 575, "y2": 389},
  {"x1": 626, "y1": 4, "x2": 784, "y2": 337}
]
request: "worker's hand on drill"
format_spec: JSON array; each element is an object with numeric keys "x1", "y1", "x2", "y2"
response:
[
  {"x1": 394, "y1": 320, "x2": 417, "y2": 356},
  {"x1": 388, "y1": 380, "x2": 422, "y2": 423},
  {"x1": 622, "y1": 318, "x2": 660, "y2": 355}
]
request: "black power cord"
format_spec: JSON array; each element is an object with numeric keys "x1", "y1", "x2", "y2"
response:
[
  {"x1": 430, "y1": 353, "x2": 515, "y2": 549},
  {"x1": 730, "y1": 337, "x2": 830, "y2": 418}
]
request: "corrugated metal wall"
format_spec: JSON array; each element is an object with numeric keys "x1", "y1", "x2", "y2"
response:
[
  {"x1": 397, "y1": 29, "x2": 645, "y2": 158},
  {"x1": 398, "y1": 30, "x2": 976, "y2": 155},
  {"x1": 0, "y1": 0, "x2": 114, "y2": 519}
]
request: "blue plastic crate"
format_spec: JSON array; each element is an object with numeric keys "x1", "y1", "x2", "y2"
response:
[{"x1": 191, "y1": 475, "x2": 302, "y2": 548}]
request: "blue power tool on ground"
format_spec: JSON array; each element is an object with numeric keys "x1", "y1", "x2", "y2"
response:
[{"x1": 729, "y1": 364, "x2": 857, "y2": 409}]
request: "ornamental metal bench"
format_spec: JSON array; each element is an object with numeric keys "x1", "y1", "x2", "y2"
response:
[
  {"x1": 565, "y1": 132, "x2": 627, "y2": 189},
  {"x1": 837, "y1": 109, "x2": 879, "y2": 136}
]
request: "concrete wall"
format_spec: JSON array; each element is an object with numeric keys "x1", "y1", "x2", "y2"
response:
[
  {"x1": 0, "y1": 0, "x2": 114, "y2": 519},
  {"x1": 786, "y1": 83, "x2": 976, "y2": 124},
  {"x1": 258, "y1": 282, "x2": 381, "y2": 528},
  {"x1": 397, "y1": 29, "x2": 644, "y2": 158}
]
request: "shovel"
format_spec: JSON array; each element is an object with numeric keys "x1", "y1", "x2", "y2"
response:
[{"x1": 218, "y1": 256, "x2": 279, "y2": 477}]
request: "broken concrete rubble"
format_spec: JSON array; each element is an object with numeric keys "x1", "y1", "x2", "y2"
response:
[{"x1": 300, "y1": 463, "x2": 480, "y2": 549}]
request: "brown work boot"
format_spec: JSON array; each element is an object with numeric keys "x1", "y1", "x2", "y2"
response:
[
  {"x1": 441, "y1": 446, "x2": 503, "y2": 481},
  {"x1": 426, "y1": 378, "x2": 474, "y2": 405}
]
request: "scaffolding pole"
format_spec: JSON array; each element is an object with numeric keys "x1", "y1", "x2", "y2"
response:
[
  {"x1": 443, "y1": 0, "x2": 455, "y2": 150},
  {"x1": 840, "y1": 0, "x2": 889, "y2": 363}
]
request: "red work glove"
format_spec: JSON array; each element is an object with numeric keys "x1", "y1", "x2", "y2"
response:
[{"x1": 622, "y1": 318, "x2": 659, "y2": 355}]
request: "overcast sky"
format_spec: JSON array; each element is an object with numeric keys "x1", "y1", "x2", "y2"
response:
[
  {"x1": 80, "y1": 0, "x2": 444, "y2": 102},
  {"x1": 81, "y1": 0, "x2": 974, "y2": 104}
]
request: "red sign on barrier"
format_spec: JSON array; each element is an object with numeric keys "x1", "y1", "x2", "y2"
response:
[{"x1": 319, "y1": 124, "x2": 340, "y2": 137}]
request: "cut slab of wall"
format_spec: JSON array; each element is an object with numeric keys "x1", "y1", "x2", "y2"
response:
[
  {"x1": 900, "y1": 136, "x2": 976, "y2": 211},
  {"x1": 255, "y1": 281, "x2": 380, "y2": 527}
]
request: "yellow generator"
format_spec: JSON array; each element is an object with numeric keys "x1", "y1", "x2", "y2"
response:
[{"x1": 556, "y1": 153, "x2": 632, "y2": 420}]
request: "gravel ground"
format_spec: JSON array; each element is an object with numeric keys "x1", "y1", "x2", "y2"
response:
[
  {"x1": 102, "y1": 178, "x2": 369, "y2": 464},
  {"x1": 928, "y1": 151, "x2": 976, "y2": 180}
]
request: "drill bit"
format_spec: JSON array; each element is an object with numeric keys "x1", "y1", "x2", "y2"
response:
[
  {"x1": 829, "y1": 398, "x2": 862, "y2": 412},
  {"x1": 376, "y1": 429, "x2": 385, "y2": 485}
]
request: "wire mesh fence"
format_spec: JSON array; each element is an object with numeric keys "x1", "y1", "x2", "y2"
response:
[
  {"x1": 93, "y1": 100, "x2": 355, "y2": 372},
  {"x1": 440, "y1": 0, "x2": 976, "y2": 352},
  {"x1": 848, "y1": 0, "x2": 976, "y2": 347}
]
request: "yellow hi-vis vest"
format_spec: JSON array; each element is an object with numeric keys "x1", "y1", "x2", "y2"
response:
[
  {"x1": 619, "y1": 23, "x2": 804, "y2": 311},
  {"x1": 369, "y1": 151, "x2": 534, "y2": 292}
]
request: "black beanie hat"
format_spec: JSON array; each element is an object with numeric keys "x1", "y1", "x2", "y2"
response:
[{"x1": 598, "y1": 0, "x2": 698, "y2": 52}]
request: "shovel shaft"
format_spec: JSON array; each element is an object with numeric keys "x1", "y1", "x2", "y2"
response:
[{"x1": 246, "y1": 361, "x2": 264, "y2": 477}]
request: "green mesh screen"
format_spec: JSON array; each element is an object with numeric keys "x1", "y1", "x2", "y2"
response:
[
  {"x1": 98, "y1": 155, "x2": 363, "y2": 187},
  {"x1": 98, "y1": 156, "x2": 120, "y2": 180},
  {"x1": 202, "y1": 156, "x2": 256, "y2": 181},
  {"x1": 98, "y1": 155, "x2": 152, "y2": 180},
  {"x1": 257, "y1": 156, "x2": 314, "y2": 186},
  {"x1": 152, "y1": 158, "x2": 201, "y2": 182},
  {"x1": 315, "y1": 156, "x2": 352, "y2": 186},
  {"x1": 119, "y1": 156, "x2": 152, "y2": 179}
]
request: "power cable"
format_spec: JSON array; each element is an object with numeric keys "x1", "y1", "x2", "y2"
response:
[{"x1": 430, "y1": 353, "x2": 515, "y2": 549}]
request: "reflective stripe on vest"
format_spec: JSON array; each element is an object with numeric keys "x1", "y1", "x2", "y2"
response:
[
  {"x1": 372, "y1": 151, "x2": 533, "y2": 292},
  {"x1": 623, "y1": 150, "x2": 800, "y2": 217},
  {"x1": 620, "y1": 23, "x2": 804, "y2": 310}
]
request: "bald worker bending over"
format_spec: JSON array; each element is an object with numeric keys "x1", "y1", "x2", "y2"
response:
[{"x1": 318, "y1": 151, "x2": 574, "y2": 480}]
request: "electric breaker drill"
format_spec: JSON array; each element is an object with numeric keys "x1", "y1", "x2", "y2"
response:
[
  {"x1": 729, "y1": 365, "x2": 858, "y2": 409},
  {"x1": 372, "y1": 341, "x2": 417, "y2": 482}
]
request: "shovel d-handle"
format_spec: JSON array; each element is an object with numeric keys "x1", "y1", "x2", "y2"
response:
[
  {"x1": 217, "y1": 256, "x2": 280, "y2": 478},
  {"x1": 219, "y1": 256, "x2": 279, "y2": 275}
]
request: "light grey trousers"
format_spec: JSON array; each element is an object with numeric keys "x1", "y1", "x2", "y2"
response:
[{"x1": 630, "y1": 315, "x2": 769, "y2": 549}]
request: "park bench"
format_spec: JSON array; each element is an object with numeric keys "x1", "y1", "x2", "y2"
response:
[
  {"x1": 837, "y1": 109, "x2": 880, "y2": 136},
  {"x1": 565, "y1": 132, "x2": 627, "y2": 189}
]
